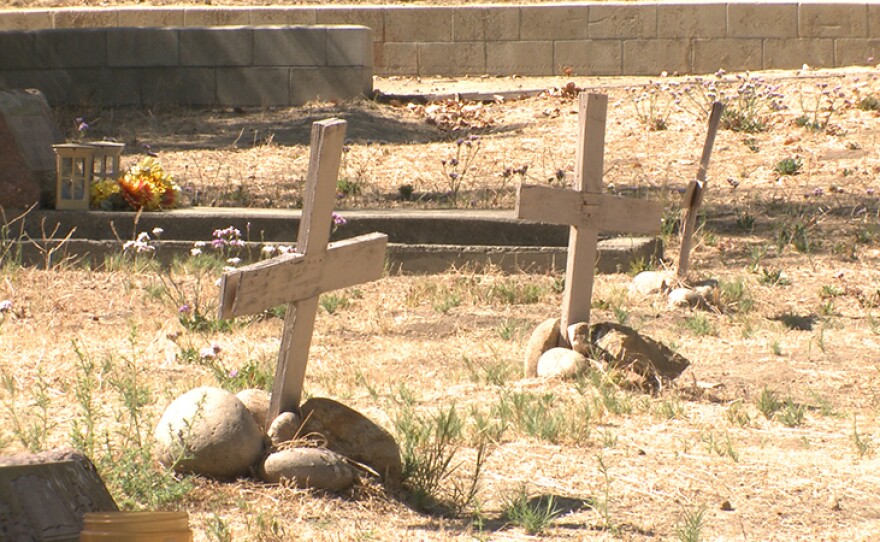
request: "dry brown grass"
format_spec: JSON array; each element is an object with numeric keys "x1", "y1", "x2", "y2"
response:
[{"x1": 3, "y1": 67, "x2": 880, "y2": 540}]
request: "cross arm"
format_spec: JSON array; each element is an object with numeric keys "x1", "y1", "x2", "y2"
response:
[
  {"x1": 218, "y1": 232, "x2": 388, "y2": 319},
  {"x1": 515, "y1": 184, "x2": 663, "y2": 235}
]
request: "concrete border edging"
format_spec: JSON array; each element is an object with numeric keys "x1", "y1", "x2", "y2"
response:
[{"x1": 1, "y1": 3, "x2": 878, "y2": 77}]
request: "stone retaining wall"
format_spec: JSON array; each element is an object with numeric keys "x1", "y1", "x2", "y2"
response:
[
  {"x1": 0, "y1": 3, "x2": 878, "y2": 78},
  {"x1": 0, "y1": 25, "x2": 372, "y2": 106}
]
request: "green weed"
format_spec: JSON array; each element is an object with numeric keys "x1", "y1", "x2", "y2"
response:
[
  {"x1": 674, "y1": 504, "x2": 708, "y2": 542},
  {"x1": 501, "y1": 485, "x2": 563, "y2": 535}
]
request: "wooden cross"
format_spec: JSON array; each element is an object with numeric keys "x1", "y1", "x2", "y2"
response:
[
  {"x1": 677, "y1": 101, "x2": 724, "y2": 278},
  {"x1": 516, "y1": 93, "x2": 663, "y2": 340},
  {"x1": 217, "y1": 119, "x2": 388, "y2": 421}
]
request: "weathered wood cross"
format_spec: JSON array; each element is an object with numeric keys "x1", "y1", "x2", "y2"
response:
[
  {"x1": 516, "y1": 93, "x2": 663, "y2": 340},
  {"x1": 218, "y1": 119, "x2": 388, "y2": 421}
]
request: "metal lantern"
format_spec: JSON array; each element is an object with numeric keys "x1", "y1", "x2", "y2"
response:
[
  {"x1": 52, "y1": 143, "x2": 94, "y2": 211},
  {"x1": 91, "y1": 142, "x2": 125, "y2": 183}
]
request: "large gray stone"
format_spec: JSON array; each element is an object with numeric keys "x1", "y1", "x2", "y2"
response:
[
  {"x1": 236, "y1": 388, "x2": 270, "y2": 431},
  {"x1": 0, "y1": 88, "x2": 63, "y2": 208},
  {"x1": 0, "y1": 449, "x2": 117, "y2": 542},
  {"x1": 300, "y1": 397, "x2": 402, "y2": 486},
  {"x1": 523, "y1": 317, "x2": 560, "y2": 377},
  {"x1": 154, "y1": 387, "x2": 264, "y2": 479},
  {"x1": 592, "y1": 323, "x2": 690, "y2": 385},
  {"x1": 259, "y1": 447, "x2": 357, "y2": 490}
]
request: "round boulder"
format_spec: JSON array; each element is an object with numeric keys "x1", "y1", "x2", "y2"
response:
[
  {"x1": 259, "y1": 447, "x2": 357, "y2": 491},
  {"x1": 267, "y1": 411, "x2": 303, "y2": 447},
  {"x1": 629, "y1": 271, "x2": 672, "y2": 296},
  {"x1": 154, "y1": 387, "x2": 264, "y2": 479},
  {"x1": 523, "y1": 317, "x2": 561, "y2": 377},
  {"x1": 236, "y1": 388, "x2": 270, "y2": 430},
  {"x1": 537, "y1": 347, "x2": 588, "y2": 379}
]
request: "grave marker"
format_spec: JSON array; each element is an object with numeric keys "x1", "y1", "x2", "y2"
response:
[
  {"x1": 677, "y1": 101, "x2": 724, "y2": 278},
  {"x1": 0, "y1": 89, "x2": 64, "y2": 209},
  {"x1": 218, "y1": 118, "x2": 388, "y2": 421},
  {"x1": 0, "y1": 449, "x2": 117, "y2": 542},
  {"x1": 516, "y1": 93, "x2": 663, "y2": 336}
]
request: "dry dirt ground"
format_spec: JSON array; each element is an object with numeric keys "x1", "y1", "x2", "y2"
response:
[{"x1": 2, "y1": 67, "x2": 880, "y2": 540}]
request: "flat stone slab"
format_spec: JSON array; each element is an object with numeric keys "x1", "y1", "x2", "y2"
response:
[{"x1": 0, "y1": 449, "x2": 117, "y2": 542}]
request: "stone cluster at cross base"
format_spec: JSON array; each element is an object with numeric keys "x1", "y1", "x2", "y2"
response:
[{"x1": 154, "y1": 387, "x2": 401, "y2": 491}]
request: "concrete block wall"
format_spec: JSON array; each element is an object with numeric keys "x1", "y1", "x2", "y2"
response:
[
  {"x1": 0, "y1": 25, "x2": 372, "y2": 106},
  {"x1": 0, "y1": 3, "x2": 878, "y2": 78}
]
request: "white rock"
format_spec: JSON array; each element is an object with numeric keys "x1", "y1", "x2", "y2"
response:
[
  {"x1": 259, "y1": 447, "x2": 357, "y2": 491},
  {"x1": 523, "y1": 318, "x2": 560, "y2": 377},
  {"x1": 668, "y1": 287, "x2": 705, "y2": 308},
  {"x1": 537, "y1": 347, "x2": 588, "y2": 379},
  {"x1": 267, "y1": 411, "x2": 303, "y2": 447},
  {"x1": 629, "y1": 271, "x2": 672, "y2": 296},
  {"x1": 567, "y1": 322, "x2": 593, "y2": 357},
  {"x1": 154, "y1": 387, "x2": 264, "y2": 479},
  {"x1": 236, "y1": 388, "x2": 270, "y2": 431}
]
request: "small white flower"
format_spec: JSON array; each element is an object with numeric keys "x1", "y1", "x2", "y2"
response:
[
  {"x1": 190, "y1": 248, "x2": 203, "y2": 256},
  {"x1": 136, "y1": 231, "x2": 151, "y2": 243},
  {"x1": 151, "y1": 227, "x2": 164, "y2": 236},
  {"x1": 199, "y1": 347, "x2": 217, "y2": 360},
  {"x1": 0, "y1": 300, "x2": 12, "y2": 313},
  {"x1": 193, "y1": 241, "x2": 207, "y2": 248},
  {"x1": 226, "y1": 257, "x2": 241, "y2": 265},
  {"x1": 261, "y1": 245, "x2": 277, "y2": 255},
  {"x1": 278, "y1": 245, "x2": 293, "y2": 254}
]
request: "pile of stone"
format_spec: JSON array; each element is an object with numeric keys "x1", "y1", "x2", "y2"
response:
[
  {"x1": 154, "y1": 388, "x2": 401, "y2": 491},
  {"x1": 629, "y1": 270, "x2": 719, "y2": 309},
  {"x1": 524, "y1": 319, "x2": 690, "y2": 389}
]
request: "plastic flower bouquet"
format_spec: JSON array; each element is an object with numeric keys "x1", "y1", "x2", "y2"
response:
[{"x1": 91, "y1": 157, "x2": 181, "y2": 211}]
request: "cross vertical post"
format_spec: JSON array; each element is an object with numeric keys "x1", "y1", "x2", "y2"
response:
[{"x1": 562, "y1": 93, "x2": 607, "y2": 335}]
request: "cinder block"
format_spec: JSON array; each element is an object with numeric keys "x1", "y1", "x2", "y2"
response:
[
  {"x1": 249, "y1": 7, "x2": 295, "y2": 26},
  {"x1": 453, "y1": 6, "x2": 519, "y2": 42},
  {"x1": 35, "y1": 29, "x2": 106, "y2": 68},
  {"x1": 327, "y1": 26, "x2": 372, "y2": 67},
  {"x1": 486, "y1": 41, "x2": 553, "y2": 76},
  {"x1": 657, "y1": 4, "x2": 726, "y2": 39},
  {"x1": 385, "y1": 7, "x2": 453, "y2": 43},
  {"x1": 519, "y1": 5, "x2": 589, "y2": 41},
  {"x1": 254, "y1": 27, "x2": 326, "y2": 66},
  {"x1": 217, "y1": 67, "x2": 290, "y2": 107},
  {"x1": 107, "y1": 28, "x2": 179, "y2": 67},
  {"x1": 53, "y1": 9, "x2": 118, "y2": 29},
  {"x1": 0, "y1": 10, "x2": 53, "y2": 31},
  {"x1": 764, "y1": 38, "x2": 834, "y2": 70},
  {"x1": 728, "y1": 3, "x2": 797, "y2": 38},
  {"x1": 588, "y1": 4, "x2": 656, "y2": 39},
  {"x1": 316, "y1": 7, "x2": 383, "y2": 41},
  {"x1": 117, "y1": 8, "x2": 185, "y2": 28},
  {"x1": 418, "y1": 42, "x2": 485, "y2": 76},
  {"x1": 287, "y1": 8, "x2": 319, "y2": 26},
  {"x1": 180, "y1": 28, "x2": 253, "y2": 67},
  {"x1": 870, "y1": 5, "x2": 880, "y2": 38},
  {"x1": 622, "y1": 39, "x2": 690, "y2": 76},
  {"x1": 183, "y1": 8, "x2": 250, "y2": 27},
  {"x1": 554, "y1": 40, "x2": 622, "y2": 76},
  {"x1": 82, "y1": 68, "x2": 140, "y2": 106},
  {"x1": 377, "y1": 42, "x2": 417, "y2": 76},
  {"x1": 290, "y1": 66, "x2": 371, "y2": 105},
  {"x1": 174, "y1": 67, "x2": 216, "y2": 106},
  {"x1": 0, "y1": 32, "x2": 35, "y2": 69},
  {"x1": 799, "y1": 4, "x2": 867, "y2": 38},
  {"x1": 693, "y1": 39, "x2": 762, "y2": 73},
  {"x1": 835, "y1": 38, "x2": 880, "y2": 67}
]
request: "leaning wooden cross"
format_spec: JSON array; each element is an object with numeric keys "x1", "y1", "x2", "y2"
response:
[
  {"x1": 218, "y1": 119, "x2": 388, "y2": 421},
  {"x1": 677, "y1": 101, "x2": 724, "y2": 278},
  {"x1": 516, "y1": 93, "x2": 663, "y2": 340}
]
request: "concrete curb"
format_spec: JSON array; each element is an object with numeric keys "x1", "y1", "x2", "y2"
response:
[{"x1": 8, "y1": 208, "x2": 663, "y2": 274}]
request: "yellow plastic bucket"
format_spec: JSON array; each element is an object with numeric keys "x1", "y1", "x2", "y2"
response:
[{"x1": 80, "y1": 511, "x2": 193, "y2": 542}]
